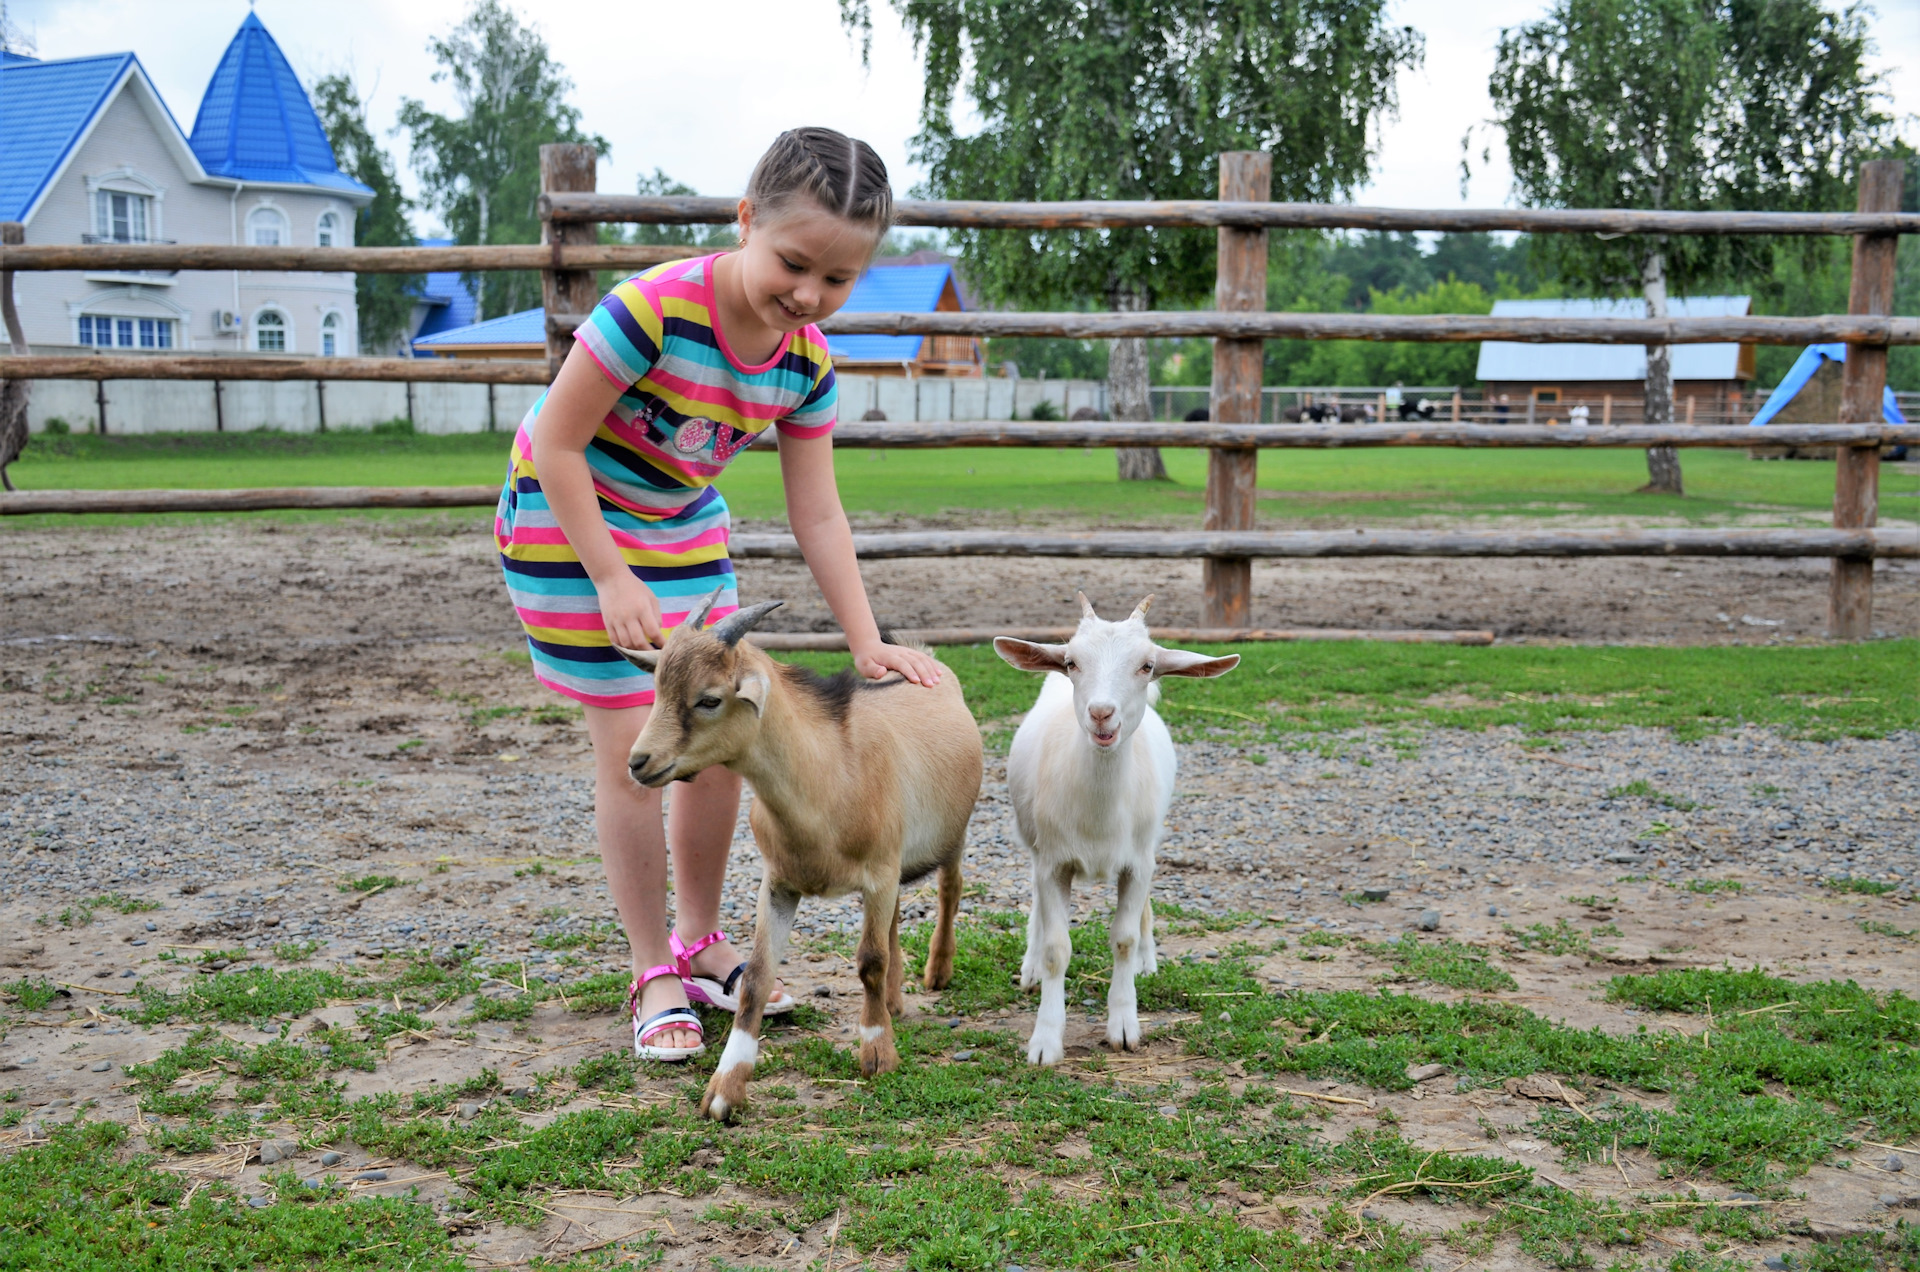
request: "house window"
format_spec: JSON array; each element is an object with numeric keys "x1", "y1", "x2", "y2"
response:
[
  {"x1": 78, "y1": 315, "x2": 174, "y2": 348},
  {"x1": 94, "y1": 190, "x2": 151, "y2": 243},
  {"x1": 317, "y1": 212, "x2": 340, "y2": 247},
  {"x1": 254, "y1": 310, "x2": 287, "y2": 352},
  {"x1": 248, "y1": 207, "x2": 288, "y2": 247},
  {"x1": 321, "y1": 313, "x2": 340, "y2": 357}
]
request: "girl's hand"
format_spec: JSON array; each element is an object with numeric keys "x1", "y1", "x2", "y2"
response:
[
  {"x1": 596, "y1": 572, "x2": 664, "y2": 650},
  {"x1": 853, "y1": 640, "x2": 943, "y2": 687}
]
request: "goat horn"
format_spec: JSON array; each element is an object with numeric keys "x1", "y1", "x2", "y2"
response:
[
  {"x1": 681, "y1": 586, "x2": 726, "y2": 636},
  {"x1": 1130, "y1": 594, "x2": 1155, "y2": 623},
  {"x1": 1076, "y1": 590, "x2": 1098, "y2": 620},
  {"x1": 709, "y1": 599, "x2": 785, "y2": 647}
]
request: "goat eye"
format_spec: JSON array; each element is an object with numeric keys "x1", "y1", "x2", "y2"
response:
[
  {"x1": 696, "y1": 696, "x2": 723, "y2": 711},
  {"x1": 1063, "y1": 661, "x2": 1077, "y2": 673},
  {"x1": 1140, "y1": 663, "x2": 1153, "y2": 674}
]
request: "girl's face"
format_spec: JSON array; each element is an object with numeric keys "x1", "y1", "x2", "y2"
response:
[{"x1": 732, "y1": 197, "x2": 878, "y2": 333}]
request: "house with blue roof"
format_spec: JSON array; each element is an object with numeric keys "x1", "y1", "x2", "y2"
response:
[
  {"x1": 0, "y1": 13, "x2": 370, "y2": 357},
  {"x1": 1475, "y1": 296, "x2": 1755, "y2": 423}
]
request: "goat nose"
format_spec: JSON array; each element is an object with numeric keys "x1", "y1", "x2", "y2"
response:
[
  {"x1": 1088, "y1": 704, "x2": 1115, "y2": 722},
  {"x1": 628, "y1": 753, "x2": 650, "y2": 775}
]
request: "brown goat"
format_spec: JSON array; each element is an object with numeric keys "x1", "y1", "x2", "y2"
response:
[{"x1": 617, "y1": 593, "x2": 982, "y2": 1121}]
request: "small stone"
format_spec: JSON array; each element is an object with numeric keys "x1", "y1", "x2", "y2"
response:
[
  {"x1": 1728, "y1": 1192, "x2": 1760, "y2": 1202},
  {"x1": 258, "y1": 1139, "x2": 298, "y2": 1165},
  {"x1": 1417, "y1": 910, "x2": 1441, "y2": 932},
  {"x1": 1361, "y1": 888, "x2": 1390, "y2": 903},
  {"x1": 1887, "y1": 1155, "x2": 1906, "y2": 1173},
  {"x1": 1008, "y1": 1265, "x2": 1026, "y2": 1272},
  {"x1": 120, "y1": 969, "x2": 137, "y2": 978},
  {"x1": 1762, "y1": 1258, "x2": 1788, "y2": 1271},
  {"x1": 355, "y1": 1170, "x2": 389, "y2": 1182},
  {"x1": 812, "y1": 985, "x2": 832, "y2": 997},
  {"x1": 1361, "y1": 1208, "x2": 1383, "y2": 1221},
  {"x1": 1881, "y1": 1194, "x2": 1908, "y2": 1208},
  {"x1": 1605, "y1": 852, "x2": 1640, "y2": 864},
  {"x1": 247, "y1": 1196, "x2": 272, "y2": 1208},
  {"x1": 89, "y1": 1060, "x2": 112, "y2": 1073},
  {"x1": 952, "y1": 1050, "x2": 974, "y2": 1062},
  {"x1": 1487, "y1": 904, "x2": 1500, "y2": 916},
  {"x1": 507, "y1": 1086, "x2": 532, "y2": 1099},
  {"x1": 302, "y1": 1178, "x2": 323, "y2": 1189},
  {"x1": 1218, "y1": 1011, "x2": 1232, "y2": 1023},
  {"x1": 1407, "y1": 1063, "x2": 1448, "y2": 1083},
  {"x1": 144, "y1": 921, "x2": 157, "y2": 932},
  {"x1": 319, "y1": 1151, "x2": 344, "y2": 1167},
  {"x1": 1157, "y1": 1104, "x2": 1178, "y2": 1118},
  {"x1": 457, "y1": 1102, "x2": 482, "y2": 1120}
]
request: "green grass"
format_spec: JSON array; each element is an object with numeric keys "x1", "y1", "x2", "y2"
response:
[
  {"x1": 9, "y1": 430, "x2": 1916, "y2": 531},
  {"x1": 1827, "y1": 877, "x2": 1901, "y2": 897},
  {"x1": 1605, "y1": 781, "x2": 1701, "y2": 811},
  {"x1": 3, "y1": 977, "x2": 62, "y2": 1011},
  {"x1": 1362, "y1": 935, "x2": 1519, "y2": 992},
  {"x1": 774, "y1": 638, "x2": 1920, "y2": 745},
  {"x1": 338, "y1": 874, "x2": 402, "y2": 895}
]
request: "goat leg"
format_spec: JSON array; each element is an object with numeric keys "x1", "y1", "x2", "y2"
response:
[
  {"x1": 1026, "y1": 864, "x2": 1074, "y2": 1066},
  {"x1": 922, "y1": 855, "x2": 962, "y2": 991},
  {"x1": 885, "y1": 898, "x2": 906, "y2": 1018},
  {"x1": 855, "y1": 881, "x2": 902, "y2": 1077},
  {"x1": 701, "y1": 879, "x2": 798, "y2": 1122},
  {"x1": 1018, "y1": 857, "x2": 1044, "y2": 990},
  {"x1": 1107, "y1": 865, "x2": 1151, "y2": 1051},
  {"x1": 1140, "y1": 874, "x2": 1159, "y2": 975}
]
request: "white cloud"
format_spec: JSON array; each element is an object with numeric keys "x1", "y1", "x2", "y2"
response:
[{"x1": 11, "y1": 0, "x2": 1914, "y2": 226}]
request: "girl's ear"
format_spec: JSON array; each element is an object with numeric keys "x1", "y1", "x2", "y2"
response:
[{"x1": 736, "y1": 197, "x2": 754, "y2": 244}]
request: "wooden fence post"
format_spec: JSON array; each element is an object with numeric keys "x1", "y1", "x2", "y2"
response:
[
  {"x1": 540, "y1": 145, "x2": 599, "y2": 380},
  {"x1": 1828, "y1": 158, "x2": 1903, "y2": 640},
  {"x1": 0, "y1": 222, "x2": 29, "y2": 489},
  {"x1": 1204, "y1": 151, "x2": 1271, "y2": 627}
]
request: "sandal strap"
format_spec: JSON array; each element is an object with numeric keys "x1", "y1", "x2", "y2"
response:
[
  {"x1": 636, "y1": 1007, "x2": 703, "y2": 1046},
  {"x1": 721, "y1": 963, "x2": 746, "y2": 997},
  {"x1": 626, "y1": 963, "x2": 683, "y2": 1017},
  {"x1": 669, "y1": 928, "x2": 730, "y2": 977}
]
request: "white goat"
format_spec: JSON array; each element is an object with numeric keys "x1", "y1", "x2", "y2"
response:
[{"x1": 994, "y1": 595, "x2": 1239, "y2": 1065}]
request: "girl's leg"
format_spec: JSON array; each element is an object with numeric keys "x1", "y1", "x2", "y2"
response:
[
  {"x1": 585, "y1": 704, "x2": 697, "y2": 1050},
  {"x1": 667, "y1": 767, "x2": 785, "y2": 999}
]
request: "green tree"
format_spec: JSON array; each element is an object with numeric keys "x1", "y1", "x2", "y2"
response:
[
  {"x1": 397, "y1": 0, "x2": 606, "y2": 318},
  {"x1": 310, "y1": 74, "x2": 419, "y2": 355},
  {"x1": 853, "y1": 0, "x2": 1421, "y2": 477},
  {"x1": 1486, "y1": 0, "x2": 1894, "y2": 493}
]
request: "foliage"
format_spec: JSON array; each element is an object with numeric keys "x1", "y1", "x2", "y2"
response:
[
  {"x1": 3, "y1": 978, "x2": 61, "y2": 1011},
  {"x1": 1827, "y1": 877, "x2": 1899, "y2": 897},
  {"x1": 1362, "y1": 935, "x2": 1518, "y2": 992},
  {"x1": 397, "y1": 0, "x2": 607, "y2": 318},
  {"x1": 310, "y1": 73, "x2": 419, "y2": 354}
]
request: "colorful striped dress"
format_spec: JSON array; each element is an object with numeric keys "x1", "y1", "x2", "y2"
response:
[{"x1": 495, "y1": 253, "x2": 837, "y2": 708}]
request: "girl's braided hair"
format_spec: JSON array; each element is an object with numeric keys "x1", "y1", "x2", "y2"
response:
[{"x1": 745, "y1": 127, "x2": 893, "y2": 240}]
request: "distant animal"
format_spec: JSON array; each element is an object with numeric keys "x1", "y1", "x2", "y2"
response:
[
  {"x1": 1415, "y1": 398, "x2": 1438, "y2": 420},
  {"x1": 1339, "y1": 405, "x2": 1366, "y2": 423},
  {"x1": 993, "y1": 595, "x2": 1239, "y2": 1065},
  {"x1": 617, "y1": 591, "x2": 983, "y2": 1120},
  {"x1": 1183, "y1": 407, "x2": 1210, "y2": 422},
  {"x1": 1281, "y1": 405, "x2": 1304, "y2": 422}
]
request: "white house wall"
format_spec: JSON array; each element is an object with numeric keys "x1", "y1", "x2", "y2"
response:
[{"x1": 13, "y1": 78, "x2": 360, "y2": 357}]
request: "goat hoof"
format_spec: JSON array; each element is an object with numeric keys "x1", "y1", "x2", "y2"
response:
[
  {"x1": 920, "y1": 960, "x2": 953, "y2": 992},
  {"x1": 700, "y1": 1068, "x2": 749, "y2": 1122},
  {"x1": 859, "y1": 1036, "x2": 900, "y2": 1077},
  {"x1": 1026, "y1": 1034, "x2": 1064, "y2": 1067},
  {"x1": 886, "y1": 994, "x2": 906, "y2": 1018}
]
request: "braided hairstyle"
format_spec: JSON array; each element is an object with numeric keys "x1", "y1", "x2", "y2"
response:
[{"x1": 744, "y1": 128, "x2": 893, "y2": 245}]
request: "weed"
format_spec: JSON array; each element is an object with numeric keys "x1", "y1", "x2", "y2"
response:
[
  {"x1": 515, "y1": 862, "x2": 547, "y2": 879},
  {"x1": 273, "y1": 938, "x2": 325, "y2": 962},
  {"x1": 531, "y1": 703, "x2": 581, "y2": 726},
  {"x1": 1567, "y1": 895, "x2": 1618, "y2": 909},
  {"x1": 1749, "y1": 783, "x2": 1783, "y2": 798},
  {"x1": 1605, "y1": 780, "x2": 1701, "y2": 811},
  {"x1": 1362, "y1": 935, "x2": 1518, "y2": 992},
  {"x1": 340, "y1": 874, "x2": 402, "y2": 895},
  {"x1": 1506, "y1": 918, "x2": 1595, "y2": 958},
  {"x1": 1826, "y1": 877, "x2": 1898, "y2": 897},
  {"x1": 465, "y1": 704, "x2": 527, "y2": 729},
  {"x1": 3, "y1": 977, "x2": 62, "y2": 1011},
  {"x1": 86, "y1": 892, "x2": 160, "y2": 914},
  {"x1": 1859, "y1": 920, "x2": 1917, "y2": 941},
  {"x1": 131, "y1": 965, "x2": 357, "y2": 1026},
  {"x1": 1681, "y1": 879, "x2": 1743, "y2": 895}
]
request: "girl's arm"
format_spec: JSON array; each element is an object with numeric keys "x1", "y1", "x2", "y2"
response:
[
  {"x1": 779, "y1": 432, "x2": 942, "y2": 687},
  {"x1": 528, "y1": 345, "x2": 666, "y2": 650}
]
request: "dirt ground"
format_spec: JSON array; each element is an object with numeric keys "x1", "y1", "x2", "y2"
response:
[{"x1": 1, "y1": 515, "x2": 1916, "y2": 1270}]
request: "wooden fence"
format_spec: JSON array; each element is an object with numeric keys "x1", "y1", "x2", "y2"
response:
[{"x1": 1, "y1": 149, "x2": 1913, "y2": 640}]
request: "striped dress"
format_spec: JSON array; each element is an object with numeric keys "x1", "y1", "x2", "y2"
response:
[{"x1": 496, "y1": 253, "x2": 837, "y2": 708}]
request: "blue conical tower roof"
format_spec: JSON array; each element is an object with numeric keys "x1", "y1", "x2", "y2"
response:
[{"x1": 188, "y1": 12, "x2": 369, "y2": 194}]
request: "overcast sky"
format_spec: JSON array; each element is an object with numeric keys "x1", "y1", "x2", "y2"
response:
[{"x1": 11, "y1": 0, "x2": 1918, "y2": 235}]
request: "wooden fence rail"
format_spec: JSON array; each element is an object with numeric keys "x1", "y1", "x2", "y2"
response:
[
  {"x1": 539, "y1": 192, "x2": 1920, "y2": 237},
  {"x1": 0, "y1": 242, "x2": 700, "y2": 274}
]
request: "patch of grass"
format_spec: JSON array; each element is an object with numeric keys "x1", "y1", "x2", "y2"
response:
[
  {"x1": 1826, "y1": 877, "x2": 1899, "y2": 896},
  {"x1": 273, "y1": 939, "x2": 325, "y2": 962},
  {"x1": 1567, "y1": 895, "x2": 1618, "y2": 909},
  {"x1": 1506, "y1": 918, "x2": 1596, "y2": 958},
  {"x1": 1605, "y1": 780, "x2": 1701, "y2": 811},
  {"x1": 86, "y1": 892, "x2": 161, "y2": 914},
  {"x1": 1153, "y1": 901, "x2": 1265, "y2": 935},
  {"x1": 533, "y1": 921, "x2": 624, "y2": 951},
  {"x1": 131, "y1": 965, "x2": 358, "y2": 1026},
  {"x1": 1362, "y1": 935, "x2": 1519, "y2": 992},
  {"x1": 465, "y1": 704, "x2": 526, "y2": 728},
  {"x1": 779, "y1": 640, "x2": 1920, "y2": 746},
  {"x1": 0, "y1": 1120, "x2": 462, "y2": 1269},
  {"x1": 1859, "y1": 920, "x2": 1917, "y2": 941},
  {"x1": 339, "y1": 874, "x2": 402, "y2": 895},
  {"x1": 531, "y1": 703, "x2": 581, "y2": 726},
  {"x1": 1681, "y1": 879, "x2": 1744, "y2": 895},
  {"x1": 3, "y1": 977, "x2": 62, "y2": 1011}
]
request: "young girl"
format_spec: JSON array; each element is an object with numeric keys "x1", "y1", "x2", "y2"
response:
[{"x1": 495, "y1": 128, "x2": 942, "y2": 1060}]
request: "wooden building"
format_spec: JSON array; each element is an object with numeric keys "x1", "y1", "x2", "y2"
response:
[
  {"x1": 1475, "y1": 296, "x2": 1755, "y2": 424},
  {"x1": 826, "y1": 260, "x2": 982, "y2": 377}
]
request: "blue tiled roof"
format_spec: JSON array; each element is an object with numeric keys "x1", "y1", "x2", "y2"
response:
[
  {"x1": 410, "y1": 237, "x2": 482, "y2": 343},
  {"x1": 827, "y1": 262, "x2": 957, "y2": 363},
  {"x1": 413, "y1": 306, "x2": 545, "y2": 351},
  {"x1": 0, "y1": 51, "x2": 142, "y2": 221},
  {"x1": 1476, "y1": 296, "x2": 1751, "y2": 382},
  {"x1": 188, "y1": 13, "x2": 369, "y2": 195}
]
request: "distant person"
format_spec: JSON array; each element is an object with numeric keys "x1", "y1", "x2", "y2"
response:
[
  {"x1": 1495, "y1": 393, "x2": 1511, "y2": 422},
  {"x1": 1385, "y1": 382, "x2": 1404, "y2": 418},
  {"x1": 494, "y1": 128, "x2": 940, "y2": 1064},
  {"x1": 1569, "y1": 403, "x2": 1590, "y2": 426}
]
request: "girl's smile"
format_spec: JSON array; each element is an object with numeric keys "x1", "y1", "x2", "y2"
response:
[{"x1": 714, "y1": 198, "x2": 879, "y2": 363}]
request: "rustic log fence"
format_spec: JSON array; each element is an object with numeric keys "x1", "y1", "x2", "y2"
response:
[{"x1": 1, "y1": 148, "x2": 1912, "y2": 639}]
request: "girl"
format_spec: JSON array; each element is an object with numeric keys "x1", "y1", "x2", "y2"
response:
[{"x1": 495, "y1": 128, "x2": 941, "y2": 1061}]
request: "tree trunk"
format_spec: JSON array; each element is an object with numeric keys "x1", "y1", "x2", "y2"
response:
[
  {"x1": 1639, "y1": 247, "x2": 1683, "y2": 495},
  {"x1": 474, "y1": 190, "x2": 490, "y2": 317},
  {"x1": 0, "y1": 238, "x2": 27, "y2": 492},
  {"x1": 1110, "y1": 290, "x2": 1165, "y2": 480}
]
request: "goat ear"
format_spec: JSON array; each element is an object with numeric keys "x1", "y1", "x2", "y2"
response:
[
  {"x1": 1154, "y1": 648, "x2": 1240, "y2": 679},
  {"x1": 1075, "y1": 591, "x2": 1098, "y2": 620},
  {"x1": 613, "y1": 644, "x2": 661, "y2": 672},
  {"x1": 993, "y1": 637, "x2": 1069, "y2": 674},
  {"x1": 734, "y1": 671, "x2": 771, "y2": 716}
]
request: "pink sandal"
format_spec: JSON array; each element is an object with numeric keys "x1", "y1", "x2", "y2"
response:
[
  {"x1": 627, "y1": 964, "x2": 705, "y2": 1062},
  {"x1": 672, "y1": 929, "x2": 794, "y2": 1016}
]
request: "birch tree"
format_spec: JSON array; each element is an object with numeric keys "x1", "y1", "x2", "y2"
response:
[
  {"x1": 1486, "y1": 0, "x2": 1892, "y2": 494},
  {"x1": 847, "y1": 0, "x2": 1421, "y2": 478}
]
